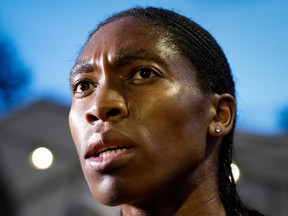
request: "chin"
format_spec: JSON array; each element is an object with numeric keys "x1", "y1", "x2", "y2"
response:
[
  {"x1": 87, "y1": 176, "x2": 130, "y2": 206},
  {"x1": 91, "y1": 189, "x2": 131, "y2": 207}
]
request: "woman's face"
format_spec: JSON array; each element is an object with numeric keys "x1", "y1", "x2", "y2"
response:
[{"x1": 69, "y1": 17, "x2": 215, "y2": 205}]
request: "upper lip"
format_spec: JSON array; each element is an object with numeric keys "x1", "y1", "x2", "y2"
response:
[{"x1": 84, "y1": 130, "x2": 133, "y2": 159}]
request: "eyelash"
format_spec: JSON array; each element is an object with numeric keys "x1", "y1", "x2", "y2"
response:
[
  {"x1": 71, "y1": 67, "x2": 161, "y2": 96},
  {"x1": 72, "y1": 78, "x2": 97, "y2": 96},
  {"x1": 127, "y1": 67, "x2": 159, "y2": 82}
]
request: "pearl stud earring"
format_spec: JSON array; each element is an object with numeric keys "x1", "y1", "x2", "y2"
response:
[{"x1": 215, "y1": 126, "x2": 222, "y2": 133}]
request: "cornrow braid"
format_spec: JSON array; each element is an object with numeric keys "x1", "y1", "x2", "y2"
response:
[{"x1": 85, "y1": 7, "x2": 264, "y2": 216}]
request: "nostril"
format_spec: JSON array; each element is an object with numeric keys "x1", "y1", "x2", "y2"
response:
[
  {"x1": 87, "y1": 114, "x2": 99, "y2": 123},
  {"x1": 106, "y1": 108, "x2": 120, "y2": 117}
]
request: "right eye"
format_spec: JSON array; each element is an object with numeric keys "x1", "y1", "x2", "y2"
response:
[{"x1": 74, "y1": 80, "x2": 96, "y2": 95}]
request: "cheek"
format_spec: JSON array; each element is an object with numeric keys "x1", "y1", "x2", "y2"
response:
[
  {"x1": 136, "y1": 85, "x2": 207, "y2": 133},
  {"x1": 133, "y1": 85, "x2": 209, "y2": 159},
  {"x1": 69, "y1": 106, "x2": 85, "y2": 155}
]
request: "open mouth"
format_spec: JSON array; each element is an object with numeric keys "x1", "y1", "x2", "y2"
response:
[
  {"x1": 96, "y1": 146, "x2": 129, "y2": 158},
  {"x1": 84, "y1": 140, "x2": 133, "y2": 171}
]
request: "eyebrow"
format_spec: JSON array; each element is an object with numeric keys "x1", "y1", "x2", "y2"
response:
[
  {"x1": 70, "y1": 49, "x2": 167, "y2": 78},
  {"x1": 70, "y1": 61, "x2": 94, "y2": 78},
  {"x1": 111, "y1": 49, "x2": 167, "y2": 66}
]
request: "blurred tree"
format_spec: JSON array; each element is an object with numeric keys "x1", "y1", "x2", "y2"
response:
[
  {"x1": 279, "y1": 106, "x2": 288, "y2": 132},
  {"x1": 0, "y1": 32, "x2": 30, "y2": 115},
  {"x1": 0, "y1": 166, "x2": 17, "y2": 216},
  {"x1": 0, "y1": 30, "x2": 28, "y2": 215}
]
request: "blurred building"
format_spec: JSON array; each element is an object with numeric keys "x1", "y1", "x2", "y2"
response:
[
  {"x1": 0, "y1": 100, "x2": 287, "y2": 216},
  {"x1": 235, "y1": 132, "x2": 288, "y2": 216}
]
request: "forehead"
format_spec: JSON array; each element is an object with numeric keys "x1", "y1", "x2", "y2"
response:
[{"x1": 78, "y1": 17, "x2": 179, "y2": 63}]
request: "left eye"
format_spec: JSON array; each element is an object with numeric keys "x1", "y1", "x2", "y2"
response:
[
  {"x1": 131, "y1": 68, "x2": 156, "y2": 80},
  {"x1": 74, "y1": 81, "x2": 96, "y2": 94}
]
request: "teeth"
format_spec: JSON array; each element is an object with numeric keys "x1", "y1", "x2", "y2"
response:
[{"x1": 99, "y1": 148, "x2": 128, "y2": 158}]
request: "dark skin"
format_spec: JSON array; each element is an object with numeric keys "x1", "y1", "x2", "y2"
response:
[{"x1": 69, "y1": 17, "x2": 236, "y2": 216}]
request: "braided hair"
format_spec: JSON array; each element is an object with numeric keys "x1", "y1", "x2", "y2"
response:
[{"x1": 84, "y1": 7, "x2": 263, "y2": 216}]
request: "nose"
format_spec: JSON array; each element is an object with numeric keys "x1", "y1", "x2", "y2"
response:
[{"x1": 85, "y1": 88, "x2": 128, "y2": 124}]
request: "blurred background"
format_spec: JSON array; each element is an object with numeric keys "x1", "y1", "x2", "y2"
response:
[{"x1": 0, "y1": 0, "x2": 287, "y2": 215}]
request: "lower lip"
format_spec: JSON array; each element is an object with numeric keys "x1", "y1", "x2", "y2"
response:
[{"x1": 85, "y1": 149, "x2": 133, "y2": 172}]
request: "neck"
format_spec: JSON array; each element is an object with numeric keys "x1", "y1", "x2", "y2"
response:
[{"x1": 120, "y1": 159, "x2": 226, "y2": 216}]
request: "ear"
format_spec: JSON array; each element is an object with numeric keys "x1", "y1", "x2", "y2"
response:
[{"x1": 208, "y1": 93, "x2": 236, "y2": 138}]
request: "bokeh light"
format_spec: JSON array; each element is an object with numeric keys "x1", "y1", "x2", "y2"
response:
[
  {"x1": 231, "y1": 163, "x2": 240, "y2": 182},
  {"x1": 29, "y1": 147, "x2": 54, "y2": 170}
]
